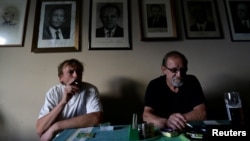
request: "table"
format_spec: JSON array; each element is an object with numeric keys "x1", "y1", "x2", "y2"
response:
[
  {"x1": 53, "y1": 120, "x2": 248, "y2": 141},
  {"x1": 52, "y1": 125, "x2": 190, "y2": 141}
]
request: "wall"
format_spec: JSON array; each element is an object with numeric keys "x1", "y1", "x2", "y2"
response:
[{"x1": 0, "y1": 0, "x2": 249, "y2": 140}]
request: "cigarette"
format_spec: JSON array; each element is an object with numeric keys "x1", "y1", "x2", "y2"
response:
[
  {"x1": 70, "y1": 81, "x2": 78, "y2": 85},
  {"x1": 186, "y1": 123, "x2": 193, "y2": 128}
]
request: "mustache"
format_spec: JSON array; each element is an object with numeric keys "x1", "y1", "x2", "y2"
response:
[
  {"x1": 173, "y1": 77, "x2": 184, "y2": 82},
  {"x1": 172, "y1": 77, "x2": 184, "y2": 87}
]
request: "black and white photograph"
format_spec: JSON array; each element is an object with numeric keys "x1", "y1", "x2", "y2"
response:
[
  {"x1": 182, "y1": 0, "x2": 223, "y2": 39},
  {"x1": 42, "y1": 5, "x2": 71, "y2": 40},
  {"x1": 147, "y1": 4, "x2": 168, "y2": 29},
  {"x1": 225, "y1": 0, "x2": 250, "y2": 41},
  {"x1": 32, "y1": 0, "x2": 80, "y2": 53},
  {"x1": 89, "y1": 0, "x2": 131, "y2": 50},
  {"x1": 139, "y1": 0, "x2": 177, "y2": 41},
  {"x1": 95, "y1": 3, "x2": 124, "y2": 38},
  {"x1": 0, "y1": 0, "x2": 29, "y2": 47}
]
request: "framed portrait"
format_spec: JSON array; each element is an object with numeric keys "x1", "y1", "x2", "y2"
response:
[
  {"x1": 182, "y1": 0, "x2": 223, "y2": 39},
  {"x1": 139, "y1": 0, "x2": 178, "y2": 41},
  {"x1": 224, "y1": 0, "x2": 250, "y2": 41},
  {"x1": 0, "y1": 0, "x2": 29, "y2": 47},
  {"x1": 31, "y1": 0, "x2": 81, "y2": 53},
  {"x1": 89, "y1": 0, "x2": 132, "y2": 50}
]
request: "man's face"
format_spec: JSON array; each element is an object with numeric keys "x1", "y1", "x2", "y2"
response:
[
  {"x1": 59, "y1": 65, "x2": 82, "y2": 85},
  {"x1": 2, "y1": 7, "x2": 15, "y2": 22},
  {"x1": 161, "y1": 56, "x2": 187, "y2": 87},
  {"x1": 193, "y1": 8, "x2": 207, "y2": 24},
  {"x1": 151, "y1": 6, "x2": 161, "y2": 17},
  {"x1": 237, "y1": 4, "x2": 249, "y2": 20},
  {"x1": 50, "y1": 9, "x2": 65, "y2": 29},
  {"x1": 100, "y1": 7, "x2": 119, "y2": 30}
]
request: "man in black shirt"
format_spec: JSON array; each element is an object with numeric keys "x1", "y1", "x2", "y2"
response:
[{"x1": 143, "y1": 51, "x2": 207, "y2": 131}]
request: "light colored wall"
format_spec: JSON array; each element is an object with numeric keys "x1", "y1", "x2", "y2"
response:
[{"x1": 0, "y1": 0, "x2": 249, "y2": 140}]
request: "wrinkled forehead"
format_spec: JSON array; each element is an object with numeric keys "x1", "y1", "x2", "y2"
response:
[
  {"x1": 63, "y1": 64, "x2": 80, "y2": 71},
  {"x1": 102, "y1": 7, "x2": 118, "y2": 15},
  {"x1": 166, "y1": 56, "x2": 186, "y2": 67},
  {"x1": 4, "y1": 7, "x2": 17, "y2": 15},
  {"x1": 238, "y1": 3, "x2": 248, "y2": 10},
  {"x1": 53, "y1": 9, "x2": 65, "y2": 15}
]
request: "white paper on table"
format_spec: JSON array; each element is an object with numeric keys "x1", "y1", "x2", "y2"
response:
[
  {"x1": 67, "y1": 127, "x2": 94, "y2": 141},
  {"x1": 203, "y1": 120, "x2": 220, "y2": 125},
  {"x1": 100, "y1": 125, "x2": 114, "y2": 131}
]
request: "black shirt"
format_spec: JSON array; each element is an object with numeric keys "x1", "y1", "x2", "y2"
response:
[{"x1": 144, "y1": 75, "x2": 206, "y2": 118}]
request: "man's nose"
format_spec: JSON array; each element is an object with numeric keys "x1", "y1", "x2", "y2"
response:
[
  {"x1": 176, "y1": 70, "x2": 185, "y2": 77},
  {"x1": 72, "y1": 71, "x2": 78, "y2": 77},
  {"x1": 107, "y1": 16, "x2": 113, "y2": 21},
  {"x1": 175, "y1": 71, "x2": 181, "y2": 76}
]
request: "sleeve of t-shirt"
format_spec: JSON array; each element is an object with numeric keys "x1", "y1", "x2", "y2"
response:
[
  {"x1": 85, "y1": 87, "x2": 103, "y2": 113},
  {"x1": 38, "y1": 87, "x2": 60, "y2": 119},
  {"x1": 189, "y1": 75, "x2": 207, "y2": 107},
  {"x1": 144, "y1": 80, "x2": 156, "y2": 108}
]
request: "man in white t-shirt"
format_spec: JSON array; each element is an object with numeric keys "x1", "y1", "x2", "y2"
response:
[{"x1": 36, "y1": 59, "x2": 103, "y2": 141}]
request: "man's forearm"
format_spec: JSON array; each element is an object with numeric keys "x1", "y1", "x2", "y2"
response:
[
  {"x1": 184, "y1": 104, "x2": 207, "y2": 121},
  {"x1": 54, "y1": 111, "x2": 103, "y2": 131},
  {"x1": 143, "y1": 111, "x2": 167, "y2": 129},
  {"x1": 36, "y1": 102, "x2": 66, "y2": 136}
]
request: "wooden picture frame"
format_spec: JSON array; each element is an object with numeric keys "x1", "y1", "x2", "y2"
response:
[
  {"x1": 139, "y1": 0, "x2": 178, "y2": 41},
  {"x1": 31, "y1": 0, "x2": 81, "y2": 53},
  {"x1": 182, "y1": 0, "x2": 223, "y2": 39},
  {"x1": 0, "y1": 0, "x2": 29, "y2": 47},
  {"x1": 89, "y1": 0, "x2": 132, "y2": 50},
  {"x1": 224, "y1": 0, "x2": 250, "y2": 41}
]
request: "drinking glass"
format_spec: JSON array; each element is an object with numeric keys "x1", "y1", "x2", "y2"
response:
[{"x1": 224, "y1": 92, "x2": 244, "y2": 125}]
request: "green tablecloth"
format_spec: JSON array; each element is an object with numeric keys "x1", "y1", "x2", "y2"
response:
[
  {"x1": 52, "y1": 120, "x2": 249, "y2": 141},
  {"x1": 53, "y1": 125, "x2": 190, "y2": 141}
]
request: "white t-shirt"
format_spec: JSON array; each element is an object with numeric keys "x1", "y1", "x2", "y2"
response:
[{"x1": 38, "y1": 82, "x2": 103, "y2": 120}]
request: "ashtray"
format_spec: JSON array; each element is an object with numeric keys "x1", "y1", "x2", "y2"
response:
[{"x1": 161, "y1": 128, "x2": 179, "y2": 137}]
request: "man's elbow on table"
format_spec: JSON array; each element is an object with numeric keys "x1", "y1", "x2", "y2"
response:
[
  {"x1": 194, "y1": 104, "x2": 207, "y2": 120},
  {"x1": 36, "y1": 125, "x2": 44, "y2": 137},
  {"x1": 86, "y1": 111, "x2": 103, "y2": 126},
  {"x1": 184, "y1": 104, "x2": 207, "y2": 121}
]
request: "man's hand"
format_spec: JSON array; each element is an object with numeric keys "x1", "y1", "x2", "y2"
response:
[
  {"x1": 61, "y1": 80, "x2": 80, "y2": 103},
  {"x1": 166, "y1": 113, "x2": 187, "y2": 131}
]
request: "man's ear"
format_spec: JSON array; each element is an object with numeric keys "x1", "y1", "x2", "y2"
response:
[
  {"x1": 58, "y1": 75, "x2": 63, "y2": 83},
  {"x1": 161, "y1": 66, "x2": 166, "y2": 73}
]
